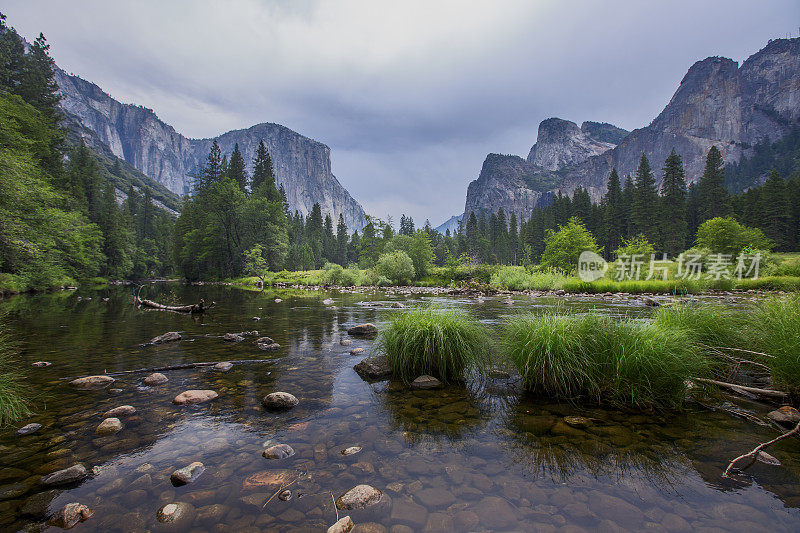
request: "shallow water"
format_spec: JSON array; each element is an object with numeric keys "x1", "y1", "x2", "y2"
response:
[{"x1": 1, "y1": 285, "x2": 799, "y2": 532}]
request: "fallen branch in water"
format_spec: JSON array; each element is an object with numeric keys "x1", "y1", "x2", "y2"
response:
[
  {"x1": 60, "y1": 359, "x2": 272, "y2": 380},
  {"x1": 692, "y1": 377, "x2": 789, "y2": 401},
  {"x1": 136, "y1": 296, "x2": 215, "y2": 313},
  {"x1": 724, "y1": 421, "x2": 800, "y2": 478}
]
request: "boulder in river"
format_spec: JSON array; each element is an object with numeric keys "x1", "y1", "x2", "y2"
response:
[
  {"x1": 262, "y1": 392, "x2": 299, "y2": 411},
  {"x1": 143, "y1": 372, "x2": 168, "y2": 385},
  {"x1": 213, "y1": 362, "x2": 233, "y2": 372},
  {"x1": 350, "y1": 347, "x2": 365, "y2": 355},
  {"x1": 173, "y1": 390, "x2": 219, "y2": 405},
  {"x1": 223, "y1": 333, "x2": 244, "y2": 342},
  {"x1": 170, "y1": 462, "x2": 206, "y2": 486},
  {"x1": 40, "y1": 464, "x2": 87, "y2": 487},
  {"x1": 256, "y1": 336, "x2": 274, "y2": 345},
  {"x1": 340, "y1": 339, "x2": 352, "y2": 346},
  {"x1": 17, "y1": 423, "x2": 42, "y2": 436},
  {"x1": 258, "y1": 341, "x2": 281, "y2": 351},
  {"x1": 336, "y1": 484, "x2": 383, "y2": 510},
  {"x1": 95, "y1": 417, "x2": 123, "y2": 436},
  {"x1": 157, "y1": 502, "x2": 195, "y2": 526},
  {"x1": 327, "y1": 515, "x2": 355, "y2": 533},
  {"x1": 21, "y1": 489, "x2": 60, "y2": 518},
  {"x1": 103, "y1": 405, "x2": 136, "y2": 418},
  {"x1": 263, "y1": 444, "x2": 296, "y2": 459},
  {"x1": 768, "y1": 406, "x2": 800, "y2": 426},
  {"x1": 69, "y1": 375, "x2": 115, "y2": 390},
  {"x1": 150, "y1": 331, "x2": 181, "y2": 344},
  {"x1": 48, "y1": 502, "x2": 93, "y2": 529},
  {"x1": 411, "y1": 375, "x2": 442, "y2": 390},
  {"x1": 348, "y1": 323, "x2": 378, "y2": 336},
  {"x1": 353, "y1": 356, "x2": 392, "y2": 381}
]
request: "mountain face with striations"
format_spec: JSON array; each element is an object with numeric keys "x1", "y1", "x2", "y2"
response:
[
  {"x1": 460, "y1": 37, "x2": 800, "y2": 222},
  {"x1": 55, "y1": 69, "x2": 368, "y2": 231}
]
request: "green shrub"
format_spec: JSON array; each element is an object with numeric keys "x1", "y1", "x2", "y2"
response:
[
  {"x1": 377, "y1": 307, "x2": 491, "y2": 383},
  {"x1": 766, "y1": 255, "x2": 800, "y2": 277},
  {"x1": 540, "y1": 217, "x2": 601, "y2": 273},
  {"x1": 610, "y1": 234, "x2": 657, "y2": 280},
  {"x1": 694, "y1": 217, "x2": 773, "y2": 256},
  {"x1": 502, "y1": 312, "x2": 710, "y2": 408},
  {"x1": 321, "y1": 262, "x2": 345, "y2": 285},
  {"x1": 375, "y1": 251, "x2": 415, "y2": 285}
]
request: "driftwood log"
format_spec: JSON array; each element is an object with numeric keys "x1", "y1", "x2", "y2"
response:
[
  {"x1": 136, "y1": 295, "x2": 215, "y2": 313},
  {"x1": 692, "y1": 377, "x2": 789, "y2": 401},
  {"x1": 61, "y1": 358, "x2": 272, "y2": 380}
]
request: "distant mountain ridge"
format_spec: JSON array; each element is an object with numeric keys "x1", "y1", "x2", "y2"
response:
[
  {"x1": 54, "y1": 69, "x2": 368, "y2": 230},
  {"x1": 460, "y1": 37, "x2": 800, "y2": 222}
]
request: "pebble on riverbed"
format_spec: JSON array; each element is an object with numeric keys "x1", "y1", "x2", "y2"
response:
[
  {"x1": 353, "y1": 356, "x2": 392, "y2": 381},
  {"x1": 411, "y1": 375, "x2": 443, "y2": 390},
  {"x1": 143, "y1": 372, "x2": 168, "y2": 385},
  {"x1": 170, "y1": 462, "x2": 206, "y2": 485},
  {"x1": 347, "y1": 323, "x2": 378, "y2": 336},
  {"x1": 262, "y1": 392, "x2": 299, "y2": 411},
  {"x1": 335, "y1": 484, "x2": 384, "y2": 510},
  {"x1": 350, "y1": 347, "x2": 364, "y2": 355},
  {"x1": 48, "y1": 502, "x2": 93, "y2": 529},
  {"x1": 17, "y1": 423, "x2": 42, "y2": 436},
  {"x1": 173, "y1": 390, "x2": 219, "y2": 405},
  {"x1": 327, "y1": 515, "x2": 354, "y2": 533},
  {"x1": 103, "y1": 405, "x2": 136, "y2": 418},
  {"x1": 341, "y1": 446, "x2": 362, "y2": 456},
  {"x1": 157, "y1": 502, "x2": 195, "y2": 526},
  {"x1": 95, "y1": 417, "x2": 123, "y2": 436},
  {"x1": 263, "y1": 444, "x2": 295, "y2": 459},
  {"x1": 40, "y1": 464, "x2": 87, "y2": 487},
  {"x1": 213, "y1": 361, "x2": 233, "y2": 371}
]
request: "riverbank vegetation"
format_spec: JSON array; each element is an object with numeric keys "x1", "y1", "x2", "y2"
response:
[{"x1": 0, "y1": 317, "x2": 30, "y2": 425}]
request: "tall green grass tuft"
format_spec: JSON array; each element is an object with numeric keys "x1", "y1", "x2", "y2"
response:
[
  {"x1": 653, "y1": 303, "x2": 750, "y2": 350},
  {"x1": 0, "y1": 320, "x2": 31, "y2": 426},
  {"x1": 751, "y1": 295, "x2": 800, "y2": 396},
  {"x1": 376, "y1": 307, "x2": 491, "y2": 383},
  {"x1": 489, "y1": 266, "x2": 570, "y2": 291},
  {"x1": 502, "y1": 313, "x2": 710, "y2": 408}
]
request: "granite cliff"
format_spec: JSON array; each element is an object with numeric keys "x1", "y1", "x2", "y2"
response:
[{"x1": 55, "y1": 69, "x2": 368, "y2": 230}]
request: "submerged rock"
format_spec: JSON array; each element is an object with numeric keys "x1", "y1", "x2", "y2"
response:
[
  {"x1": 48, "y1": 502, "x2": 94, "y2": 529},
  {"x1": 563, "y1": 416, "x2": 593, "y2": 429},
  {"x1": 95, "y1": 417, "x2": 123, "y2": 436},
  {"x1": 32, "y1": 361, "x2": 51, "y2": 367},
  {"x1": 348, "y1": 323, "x2": 378, "y2": 336},
  {"x1": 170, "y1": 462, "x2": 206, "y2": 485},
  {"x1": 262, "y1": 392, "x2": 299, "y2": 411},
  {"x1": 222, "y1": 333, "x2": 244, "y2": 342},
  {"x1": 150, "y1": 331, "x2": 181, "y2": 344},
  {"x1": 40, "y1": 464, "x2": 87, "y2": 487},
  {"x1": 350, "y1": 347, "x2": 365, "y2": 355},
  {"x1": 143, "y1": 372, "x2": 168, "y2": 385},
  {"x1": 103, "y1": 405, "x2": 136, "y2": 418},
  {"x1": 336, "y1": 484, "x2": 383, "y2": 510},
  {"x1": 173, "y1": 390, "x2": 218, "y2": 405},
  {"x1": 213, "y1": 362, "x2": 233, "y2": 371},
  {"x1": 757, "y1": 451, "x2": 781, "y2": 466},
  {"x1": 353, "y1": 356, "x2": 392, "y2": 381},
  {"x1": 392, "y1": 302, "x2": 404, "y2": 308},
  {"x1": 328, "y1": 515, "x2": 355, "y2": 533},
  {"x1": 258, "y1": 341, "x2": 281, "y2": 351},
  {"x1": 263, "y1": 444, "x2": 295, "y2": 459},
  {"x1": 768, "y1": 406, "x2": 800, "y2": 426},
  {"x1": 411, "y1": 375, "x2": 442, "y2": 390},
  {"x1": 340, "y1": 339, "x2": 352, "y2": 346},
  {"x1": 17, "y1": 423, "x2": 42, "y2": 436},
  {"x1": 342, "y1": 446, "x2": 362, "y2": 456},
  {"x1": 69, "y1": 375, "x2": 114, "y2": 390},
  {"x1": 157, "y1": 502, "x2": 195, "y2": 525},
  {"x1": 20, "y1": 489, "x2": 60, "y2": 518}
]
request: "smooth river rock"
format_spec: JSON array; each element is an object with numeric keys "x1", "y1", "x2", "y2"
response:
[
  {"x1": 17, "y1": 423, "x2": 42, "y2": 436},
  {"x1": 262, "y1": 392, "x2": 298, "y2": 411},
  {"x1": 48, "y1": 502, "x2": 94, "y2": 529},
  {"x1": 103, "y1": 405, "x2": 136, "y2": 418},
  {"x1": 350, "y1": 347, "x2": 365, "y2": 355},
  {"x1": 213, "y1": 362, "x2": 233, "y2": 371},
  {"x1": 353, "y1": 357, "x2": 392, "y2": 381},
  {"x1": 95, "y1": 417, "x2": 123, "y2": 436},
  {"x1": 223, "y1": 333, "x2": 244, "y2": 342},
  {"x1": 348, "y1": 323, "x2": 378, "y2": 336},
  {"x1": 768, "y1": 406, "x2": 800, "y2": 426},
  {"x1": 171, "y1": 462, "x2": 206, "y2": 485},
  {"x1": 143, "y1": 372, "x2": 168, "y2": 385},
  {"x1": 411, "y1": 375, "x2": 442, "y2": 390},
  {"x1": 336, "y1": 484, "x2": 383, "y2": 510},
  {"x1": 328, "y1": 515, "x2": 355, "y2": 533},
  {"x1": 263, "y1": 444, "x2": 296, "y2": 459},
  {"x1": 69, "y1": 375, "x2": 115, "y2": 390},
  {"x1": 150, "y1": 331, "x2": 181, "y2": 344},
  {"x1": 40, "y1": 464, "x2": 87, "y2": 487},
  {"x1": 173, "y1": 390, "x2": 218, "y2": 405},
  {"x1": 157, "y1": 502, "x2": 195, "y2": 526}
]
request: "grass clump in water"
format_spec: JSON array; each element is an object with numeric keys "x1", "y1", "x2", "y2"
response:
[
  {"x1": 652, "y1": 303, "x2": 750, "y2": 350},
  {"x1": 0, "y1": 321, "x2": 31, "y2": 426},
  {"x1": 376, "y1": 307, "x2": 491, "y2": 383},
  {"x1": 501, "y1": 313, "x2": 711, "y2": 409},
  {"x1": 751, "y1": 295, "x2": 800, "y2": 396}
]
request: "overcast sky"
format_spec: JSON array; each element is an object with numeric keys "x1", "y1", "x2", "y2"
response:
[{"x1": 5, "y1": 1, "x2": 799, "y2": 226}]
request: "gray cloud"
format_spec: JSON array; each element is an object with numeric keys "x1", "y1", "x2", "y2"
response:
[{"x1": 5, "y1": 0, "x2": 799, "y2": 225}]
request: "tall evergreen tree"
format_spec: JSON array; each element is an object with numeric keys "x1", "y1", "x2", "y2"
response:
[
  {"x1": 622, "y1": 175, "x2": 635, "y2": 238},
  {"x1": 601, "y1": 169, "x2": 625, "y2": 257},
  {"x1": 336, "y1": 214, "x2": 348, "y2": 265},
  {"x1": 698, "y1": 146, "x2": 730, "y2": 221},
  {"x1": 759, "y1": 170, "x2": 790, "y2": 250},
  {"x1": 196, "y1": 140, "x2": 223, "y2": 191},
  {"x1": 632, "y1": 154, "x2": 659, "y2": 244},
  {"x1": 660, "y1": 149, "x2": 688, "y2": 256},
  {"x1": 252, "y1": 140, "x2": 279, "y2": 200},
  {"x1": 227, "y1": 143, "x2": 248, "y2": 191}
]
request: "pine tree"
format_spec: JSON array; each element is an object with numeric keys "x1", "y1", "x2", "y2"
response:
[
  {"x1": 323, "y1": 214, "x2": 335, "y2": 262},
  {"x1": 660, "y1": 149, "x2": 688, "y2": 256},
  {"x1": 759, "y1": 170, "x2": 790, "y2": 250},
  {"x1": 698, "y1": 146, "x2": 730, "y2": 221},
  {"x1": 602, "y1": 169, "x2": 625, "y2": 257},
  {"x1": 252, "y1": 140, "x2": 279, "y2": 200},
  {"x1": 306, "y1": 203, "x2": 324, "y2": 267},
  {"x1": 509, "y1": 213, "x2": 519, "y2": 265},
  {"x1": 632, "y1": 154, "x2": 659, "y2": 244},
  {"x1": 18, "y1": 33, "x2": 60, "y2": 122},
  {"x1": 336, "y1": 214, "x2": 348, "y2": 265},
  {"x1": 622, "y1": 175, "x2": 635, "y2": 238},
  {"x1": 227, "y1": 143, "x2": 248, "y2": 190},
  {"x1": 197, "y1": 140, "x2": 223, "y2": 191}
]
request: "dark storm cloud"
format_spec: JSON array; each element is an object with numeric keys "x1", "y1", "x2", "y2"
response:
[{"x1": 4, "y1": 0, "x2": 799, "y2": 224}]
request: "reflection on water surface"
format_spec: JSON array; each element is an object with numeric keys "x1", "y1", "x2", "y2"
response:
[{"x1": 1, "y1": 285, "x2": 799, "y2": 531}]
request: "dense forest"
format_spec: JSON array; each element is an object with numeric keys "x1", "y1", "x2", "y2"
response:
[{"x1": 2, "y1": 11, "x2": 800, "y2": 291}]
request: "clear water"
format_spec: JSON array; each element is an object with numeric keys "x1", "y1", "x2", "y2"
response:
[{"x1": 1, "y1": 285, "x2": 799, "y2": 532}]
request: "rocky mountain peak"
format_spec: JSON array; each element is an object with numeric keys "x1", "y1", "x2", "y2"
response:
[{"x1": 526, "y1": 117, "x2": 617, "y2": 171}]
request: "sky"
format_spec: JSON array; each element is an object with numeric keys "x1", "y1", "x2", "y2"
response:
[{"x1": 5, "y1": 1, "x2": 800, "y2": 227}]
